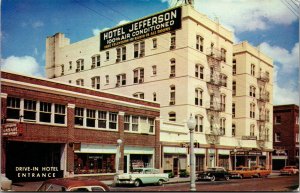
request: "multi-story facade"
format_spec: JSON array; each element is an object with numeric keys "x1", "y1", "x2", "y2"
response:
[
  {"x1": 272, "y1": 105, "x2": 299, "y2": 169},
  {"x1": 46, "y1": 4, "x2": 273, "y2": 174},
  {"x1": 232, "y1": 41, "x2": 274, "y2": 169},
  {"x1": 1, "y1": 71, "x2": 160, "y2": 181}
]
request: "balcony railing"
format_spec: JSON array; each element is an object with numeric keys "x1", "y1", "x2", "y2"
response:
[
  {"x1": 206, "y1": 101, "x2": 222, "y2": 111},
  {"x1": 206, "y1": 74, "x2": 221, "y2": 87},
  {"x1": 257, "y1": 94, "x2": 269, "y2": 102},
  {"x1": 206, "y1": 48, "x2": 222, "y2": 60},
  {"x1": 258, "y1": 72, "x2": 270, "y2": 82}
]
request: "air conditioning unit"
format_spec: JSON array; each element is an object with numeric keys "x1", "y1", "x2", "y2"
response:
[
  {"x1": 76, "y1": 69, "x2": 80, "y2": 72},
  {"x1": 169, "y1": 73, "x2": 175, "y2": 78},
  {"x1": 169, "y1": 100, "x2": 175, "y2": 105},
  {"x1": 91, "y1": 64, "x2": 95, "y2": 69},
  {"x1": 139, "y1": 78, "x2": 144, "y2": 83},
  {"x1": 139, "y1": 122, "x2": 150, "y2": 134},
  {"x1": 170, "y1": 45, "x2": 175, "y2": 50},
  {"x1": 116, "y1": 82, "x2": 120, "y2": 87},
  {"x1": 116, "y1": 58, "x2": 121, "y2": 63}
]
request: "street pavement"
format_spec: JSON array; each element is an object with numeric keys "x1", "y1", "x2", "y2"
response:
[{"x1": 9, "y1": 171, "x2": 282, "y2": 191}]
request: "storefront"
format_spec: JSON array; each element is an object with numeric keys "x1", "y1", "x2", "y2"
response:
[
  {"x1": 163, "y1": 146, "x2": 187, "y2": 175},
  {"x1": 218, "y1": 150, "x2": 230, "y2": 170},
  {"x1": 272, "y1": 149, "x2": 288, "y2": 170},
  {"x1": 195, "y1": 148, "x2": 205, "y2": 172},
  {"x1": 230, "y1": 150, "x2": 265, "y2": 168}
]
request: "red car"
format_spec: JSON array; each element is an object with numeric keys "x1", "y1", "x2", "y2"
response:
[
  {"x1": 280, "y1": 166, "x2": 299, "y2": 175},
  {"x1": 37, "y1": 178, "x2": 110, "y2": 191}
]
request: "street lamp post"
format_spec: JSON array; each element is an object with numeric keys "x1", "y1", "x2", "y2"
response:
[
  {"x1": 116, "y1": 139, "x2": 122, "y2": 174},
  {"x1": 187, "y1": 114, "x2": 196, "y2": 192},
  {"x1": 234, "y1": 147, "x2": 237, "y2": 170}
]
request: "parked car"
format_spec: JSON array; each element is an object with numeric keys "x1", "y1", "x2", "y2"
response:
[
  {"x1": 1, "y1": 174, "x2": 12, "y2": 191},
  {"x1": 114, "y1": 168, "x2": 169, "y2": 187},
  {"x1": 280, "y1": 166, "x2": 299, "y2": 175},
  {"x1": 197, "y1": 167, "x2": 230, "y2": 181},
  {"x1": 37, "y1": 178, "x2": 110, "y2": 191},
  {"x1": 251, "y1": 166, "x2": 271, "y2": 178},
  {"x1": 229, "y1": 166, "x2": 256, "y2": 179}
]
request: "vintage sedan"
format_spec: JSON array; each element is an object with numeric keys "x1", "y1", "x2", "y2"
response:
[
  {"x1": 280, "y1": 166, "x2": 299, "y2": 175},
  {"x1": 229, "y1": 167, "x2": 256, "y2": 179},
  {"x1": 197, "y1": 167, "x2": 230, "y2": 181},
  {"x1": 37, "y1": 178, "x2": 110, "y2": 191},
  {"x1": 251, "y1": 166, "x2": 271, "y2": 178},
  {"x1": 114, "y1": 168, "x2": 169, "y2": 187}
]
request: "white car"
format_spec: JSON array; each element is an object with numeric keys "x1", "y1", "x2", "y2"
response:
[{"x1": 114, "y1": 168, "x2": 169, "y2": 187}]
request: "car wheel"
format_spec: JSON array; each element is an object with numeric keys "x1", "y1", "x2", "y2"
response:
[
  {"x1": 157, "y1": 180, "x2": 164, "y2": 186},
  {"x1": 210, "y1": 175, "x2": 216, "y2": 182},
  {"x1": 225, "y1": 176, "x2": 230, "y2": 181},
  {"x1": 134, "y1": 180, "x2": 141, "y2": 187},
  {"x1": 240, "y1": 175, "x2": 243, "y2": 179}
]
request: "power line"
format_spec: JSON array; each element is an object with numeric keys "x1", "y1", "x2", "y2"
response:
[
  {"x1": 281, "y1": 0, "x2": 299, "y2": 17},
  {"x1": 285, "y1": 0, "x2": 298, "y2": 13}
]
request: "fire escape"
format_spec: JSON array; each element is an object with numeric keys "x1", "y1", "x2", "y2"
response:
[
  {"x1": 205, "y1": 47, "x2": 224, "y2": 145},
  {"x1": 256, "y1": 71, "x2": 270, "y2": 149}
]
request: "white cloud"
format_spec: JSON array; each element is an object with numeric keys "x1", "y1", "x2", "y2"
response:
[
  {"x1": 32, "y1": 21, "x2": 44, "y2": 28},
  {"x1": 92, "y1": 20, "x2": 131, "y2": 36},
  {"x1": 273, "y1": 81, "x2": 299, "y2": 105},
  {"x1": 163, "y1": 0, "x2": 298, "y2": 32},
  {"x1": 259, "y1": 42, "x2": 299, "y2": 73},
  {"x1": 1, "y1": 56, "x2": 43, "y2": 77}
]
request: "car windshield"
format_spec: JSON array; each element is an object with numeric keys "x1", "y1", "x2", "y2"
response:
[{"x1": 132, "y1": 169, "x2": 144, "y2": 173}]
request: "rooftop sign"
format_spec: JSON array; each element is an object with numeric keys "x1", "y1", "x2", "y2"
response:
[{"x1": 100, "y1": 6, "x2": 182, "y2": 51}]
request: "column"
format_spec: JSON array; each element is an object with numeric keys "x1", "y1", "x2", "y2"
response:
[
  {"x1": 154, "y1": 118, "x2": 161, "y2": 170},
  {"x1": 118, "y1": 112, "x2": 125, "y2": 173},
  {"x1": 66, "y1": 103, "x2": 75, "y2": 176},
  {"x1": 1, "y1": 93, "x2": 7, "y2": 175}
]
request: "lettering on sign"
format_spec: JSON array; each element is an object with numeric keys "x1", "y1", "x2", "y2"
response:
[
  {"x1": 100, "y1": 6, "x2": 182, "y2": 50},
  {"x1": 2, "y1": 123, "x2": 22, "y2": 136}
]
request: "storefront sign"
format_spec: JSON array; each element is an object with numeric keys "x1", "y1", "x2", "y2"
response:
[
  {"x1": 2, "y1": 123, "x2": 23, "y2": 137},
  {"x1": 100, "y1": 6, "x2": 182, "y2": 50},
  {"x1": 230, "y1": 151, "x2": 262, "y2": 156},
  {"x1": 242, "y1": 136, "x2": 257, "y2": 140}
]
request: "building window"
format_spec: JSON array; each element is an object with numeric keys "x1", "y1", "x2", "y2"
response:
[
  {"x1": 149, "y1": 118, "x2": 155, "y2": 133},
  {"x1": 196, "y1": 35, "x2": 203, "y2": 52},
  {"x1": 122, "y1": 46, "x2": 126, "y2": 61},
  {"x1": 250, "y1": 103, "x2": 255, "y2": 118},
  {"x1": 54, "y1": 104, "x2": 65, "y2": 124},
  {"x1": 76, "y1": 59, "x2": 84, "y2": 72},
  {"x1": 98, "y1": 111, "x2": 107, "y2": 128},
  {"x1": 296, "y1": 133, "x2": 299, "y2": 143},
  {"x1": 275, "y1": 116, "x2": 281, "y2": 124},
  {"x1": 233, "y1": 81, "x2": 236, "y2": 96},
  {"x1": 133, "y1": 92, "x2": 144, "y2": 99},
  {"x1": 133, "y1": 68, "x2": 144, "y2": 84},
  {"x1": 106, "y1": 51, "x2": 109, "y2": 61},
  {"x1": 296, "y1": 116, "x2": 299, "y2": 125},
  {"x1": 220, "y1": 118, "x2": 226, "y2": 135},
  {"x1": 134, "y1": 43, "x2": 139, "y2": 58},
  {"x1": 153, "y1": 92, "x2": 157, "y2": 102},
  {"x1": 132, "y1": 116, "x2": 139, "y2": 131},
  {"x1": 220, "y1": 74, "x2": 227, "y2": 87},
  {"x1": 92, "y1": 55, "x2": 100, "y2": 68},
  {"x1": 220, "y1": 94, "x2": 226, "y2": 112},
  {"x1": 251, "y1": 64, "x2": 255, "y2": 76},
  {"x1": 86, "y1": 109, "x2": 96, "y2": 127},
  {"x1": 39, "y1": 102, "x2": 51, "y2": 123},
  {"x1": 69, "y1": 61, "x2": 72, "y2": 70},
  {"x1": 91, "y1": 76, "x2": 100, "y2": 89},
  {"x1": 152, "y1": 38, "x2": 157, "y2": 49},
  {"x1": 152, "y1": 65, "x2": 157, "y2": 76},
  {"x1": 195, "y1": 115, "x2": 203, "y2": 132},
  {"x1": 61, "y1": 64, "x2": 64, "y2": 75},
  {"x1": 170, "y1": 85, "x2": 176, "y2": 105},
  {"x1": 220, "y1": 48, "x2": 226, "y2": 62},
  {"x1": 250, "y1": 86, "x2": 256, "y2": 97},
  {"x1": 140, "y1": 41, "x2": 145, "y2": 57},
  {"x1": 232, "y1": 124, "x2": 236, "y2": 137},
  {"x1": 24, "y1": 99, "x2": 36, "y2": 121},
  {"x1": 76, "y1": 79, "x2": 84, "y2": 86},
  {"x1": 169, "y1": 112, "x2": 176, "y2": 122},
  {"x1": 75, "y1": 107, "x2": 84, "y2": 126},
  {"x1": 170, "y1": 31, "x2": 176, "y2": 50},
  {"x1": 195, "y1": 64, "x2": 204, "y2": 79},
  {"x1": 124, "y1": 115, "x2": 130, "y2": 131},
  {"x1": 265, "y1": 109, "x2": 270, "y2": 122},
  {"x1": 116, "y1": 48, "x2": 121, "y2": 63},
  {"x1": 275, "y1": 133, "x2": 281, "y2": 142},
  {"x1": 170, "y1": 58, "x2": 176, "y2": 78},
  {"x1": 116, "y1": 47, "x2": 126, "y2": 62},
  {"x1": 69, "y1": 80, "x2": 72, "y2": 84},
  {"x1": 134, "y1": 41, "x2": 145, "y2": 58},
  {"x1": 250, "y1": 124, "x2": 255, "y2": 136},
  {"x1": 195, "y1": 88, "x2": 203, "y2": 106},
  {"x1": 265, "y1": 128, "x2": 269, "y2": 141},
  {"x1": 116, "y1": 74, "x2": 126, "y2": 87},
  {"x1": 232, "y1": 103, "x2": 235, "y2": 118},
  {"x1": 109, "y1": 112, "x2": 117, "y2": 129},
  {"x1": 105, "y1": 75, "x2": 109, "y2": 84},
  {"x1": 7, "y1": 97, "x2": 20, "y2": 119},
  {"x1": 233, "y1": 59, "x2": 236, "y2": 75}
]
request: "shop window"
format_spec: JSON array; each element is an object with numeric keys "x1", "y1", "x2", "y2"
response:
[
  {"x1": 132, "y1": 116, "x2": 139, "y2": 131},
  {"x1": 86, "y1": 109, "x2": 96, "y2": 127},
  {"x1": 195, "y1": 88, "x2": 203, "y2": 106},
  {"x1": 55, "y1": 104, "x2": 65, "y2": 124},
  {"x1": 196, "y1": 155, "x2": 204, "y2": 172},
  {"x1": 130, "y1": 154, "x2": 153, "y2": 171},
  {"x1": 109, "y1": 112, "x2": 117, "y2": 129},
  {"x1": 75, "y1": 107, "x2": 84, "y2": 126},
  {"x1": 40, "y1": 102, "x2": 51, "y2": 123},
  {"x1": 7, "y1": 97, "x2": 20, "y2": 119},
  {"x1": 24, "y1": 99, "x2": 36, "y2": 121},
  {"x1": 74, "y1": 153, "x2": 116, "y2": 174},
  {"x1": 98, "y1": 111, "x2": 107, "y2": 128}
]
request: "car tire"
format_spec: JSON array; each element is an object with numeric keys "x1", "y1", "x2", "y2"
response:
[
  {"x1": 210, "y1": 175, "x2": 216, "y2": 182},
  {"x1": 157, "y1": 180, "x2": 164, "y2": 186},
  {"x1": 240, "y1": 175, "x2": 243, "y2": 179},
  {"x1": 225, "y1": 176, "x2": 230, "y2": 181},
  {"x1": 134, "y1": 180, "x2": 141, "y2": 187}
]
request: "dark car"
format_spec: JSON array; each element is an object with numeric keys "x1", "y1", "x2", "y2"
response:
[
  {"x1": 37, "y1": 178, "x2": 110, "y2": 191},
  {"x1": 197, "y1": 167, "x2": 230, "y2": 181}
]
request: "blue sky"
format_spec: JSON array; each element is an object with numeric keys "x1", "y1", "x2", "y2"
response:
[{"x1": 1, "y1": 0, "x2": 299, "y2": 105}]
